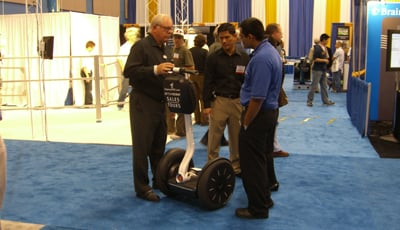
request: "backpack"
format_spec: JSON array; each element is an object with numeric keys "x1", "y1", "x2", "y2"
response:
[
  {"x1": 299, "y1": 58, "x2": 310, "y2": 72},
  {"x1": 308, "y1": 46, "x2": 315, "y2": 65}
]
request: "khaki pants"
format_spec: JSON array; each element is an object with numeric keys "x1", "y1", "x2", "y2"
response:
[
  {"x1": 208, "y1": 96, "x2": 242, "y2": 174},
  {"x1": 0, "y1": 136, "x2": 6, "y2": 209}
]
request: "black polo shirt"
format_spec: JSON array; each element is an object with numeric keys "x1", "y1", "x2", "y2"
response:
[
  {"x1": 203, "y1": 48, "x2": 249, "y2": 108},
  {"x1": 124, "y1": 34, "x2": 172, "y2": 102}
]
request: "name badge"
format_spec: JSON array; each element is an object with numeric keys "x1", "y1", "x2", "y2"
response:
[
  {"x1": 236, "y1": 65, "x2": 246, "y2": 75},
  {"x1": 173, "y1": 53, "x2": 180, "y2": 59}
]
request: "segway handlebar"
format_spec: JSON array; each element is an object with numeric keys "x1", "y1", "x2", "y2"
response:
[{"x1": 169, "y1": 67, "x2": 199, "y2": 75}]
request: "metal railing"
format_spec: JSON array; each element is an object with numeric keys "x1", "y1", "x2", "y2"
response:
[{"x1": 0, "y1": 54, "x2": 125, "y2": 142}]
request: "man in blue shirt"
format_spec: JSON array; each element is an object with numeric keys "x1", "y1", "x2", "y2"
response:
[{"x1": 236, "y1": 17, "x2": 282, "y2": 219}]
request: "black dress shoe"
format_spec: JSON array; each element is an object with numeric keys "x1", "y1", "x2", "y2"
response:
[
  {"x1": 152, "y1": 182, "x2": 159, "y2": 190},
  {"x1": 270, "y1": 182, "x2": 279, "y2": 192},
  {"x1": 200, "y1": 131, "x2": 208, "y2": 146},
  {"x1": 221, "y1": 135, "x2": 229, "y2": 146},
  {"x1": 137, "y1": 190, "x2": 160, "y2": 202},
  {"x1": 235, "y1": 208, "x2": 268, "y2": 219},
  {"x1": 266, "y1": 199, "x2": 274, "y2": 209}
]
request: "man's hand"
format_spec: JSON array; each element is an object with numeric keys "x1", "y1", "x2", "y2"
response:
[
  {"x1": 156, "y1": 62, "x2": 175, "y2": 75},
  {"x1": 203, "y1": 108, "x2": 212, "y2": 120}
]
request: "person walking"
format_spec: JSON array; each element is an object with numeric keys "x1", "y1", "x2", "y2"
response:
[{"x1": 307, "y1": 33, "x2": 335, "y2": 107}]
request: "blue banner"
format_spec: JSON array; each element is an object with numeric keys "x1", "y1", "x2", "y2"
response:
[{"x1": 366, "y1": 2, "x2": 400, "y2": 120}]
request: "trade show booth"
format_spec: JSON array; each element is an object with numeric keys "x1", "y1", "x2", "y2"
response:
[{"x1": 0, "y1": 12, "x2": 120, "y2": 107}]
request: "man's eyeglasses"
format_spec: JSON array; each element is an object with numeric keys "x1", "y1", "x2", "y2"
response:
[{"x1": 158, "y1": 25, "x2": 173, "y2": 32}]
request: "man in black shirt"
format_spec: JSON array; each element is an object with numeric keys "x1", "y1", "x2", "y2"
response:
[
  {"x1": 307, "y1": 33, "x2": 335, "y2": 106},
  {"x1": 189, "y1": 34, "x2": 208, "y2": 125},
  {"x1": 123, "y1": 14, "x2": 174, "y2": 202},
  {"x1": 203, "y1": 23, "x2": 250, "y2": 176}
]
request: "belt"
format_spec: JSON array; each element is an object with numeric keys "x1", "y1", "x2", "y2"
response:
[{"x1": 215, "y1": 92, "x2": 239, "y2": 99}]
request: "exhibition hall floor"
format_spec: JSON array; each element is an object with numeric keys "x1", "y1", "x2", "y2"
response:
[
  {"x1": 1, "y1": 74, "x2": 399, "y2": 230},
  {"x1": 0, "y1": 105, "x2": 133, "y2": 146}
]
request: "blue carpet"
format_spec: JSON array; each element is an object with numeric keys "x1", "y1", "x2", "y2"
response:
[{"x1": 2, "y1": 75, "x2": 400, "y2": 229}]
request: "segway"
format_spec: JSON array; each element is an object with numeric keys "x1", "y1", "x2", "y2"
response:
[{"x1": 156, "y1": 68, "x2": 235, "y2": 210}]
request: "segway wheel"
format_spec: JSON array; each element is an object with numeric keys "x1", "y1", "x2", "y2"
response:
[
  {"x1": 156, "y1": 148, "x2": 194, "y2": 196},
  {"x1": 197, "y1": 158, "x2": 235, "y2": 210}
]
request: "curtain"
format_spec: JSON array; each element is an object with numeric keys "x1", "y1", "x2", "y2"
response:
[
  {"x1": 202, "y1": 0, "x2": 215, "y2": 23},
  {"x1": 313, "y1": 0, "x2": 327, "y2": 42},
  {"x1": 265, "y1": 0, "x2": 276, "y2": 25},
  {"x1": 192, "y1": 0, "x2": 203, "y2": 23},
  {"x1": 127, "y1": 0, "x2": 136, "y2": 23},
  {"x1": 0, "y1": 13, "x2": 120, "y2": 107},
  {"x1": 171, "y1": 0, "x2": 176, "y2": 24},
  {"x1": 228, "y1": 0, "x2": 251, "y2": 23},
  {"x1": 251, "y1": 0, "x2": 266, "y2": 25},
  {"x1": 136, "y1": 0, "x2": 146, "y2": 25},
  {"x1": 148, "y1": 0, "x2": 158, "y2": 23},
  {"x1": 325, "y1": 0, "x2": 341, "y2": 46},
  {"x1": 188, "y1": 0, "x2": 193, "y2": 24},
  {"x1": 215, "y1": 0, "x2": 228, "y2": 23},
  {"x1": 352, "y1": 0, "x2": 367, "y2": 73},
  {"x1": 347, "y1": 0, "x2": 368, "y2": 114},
  {"x1": 0, "y1": 13, "x2": 71, "y2": 107},
  {"x1": 98, "y1": 15, "x2": 122, "y2": 104},
  {"x1": 159, "y1": 0, "x2": 171, "y2": 17},
  {"x1": 288, "y1": 0, "x2": 313, "y2": 57},
  {"x1": 340, "y1": 0, "x2": 351, "y2": 22},
  {"x1": 277, "y1": 0, "x2": 289, "y2": 53}
]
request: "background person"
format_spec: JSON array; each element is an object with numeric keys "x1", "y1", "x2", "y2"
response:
[
  {"x1": 308, "y1": 38, "x2": 320, "y2": 93},
  {"x1": 208, "y1": 25, "x2": 221, "y2": 54},
  {"x1": 331, "y1": 40, "x2": 345, "y2": 92},
  {"x1": 167, "y1": 28, "x2": 195, "y2": 140},
  {"x1": 123, "y1": 14, "x2": 174, "y2": 202},
  {"x1": 306, "y1": 33, "x2": 335, "y2": 107},
  {"x1": 117, "y1": 27, "x2": 141, "y2": 110},
  {"x1": 265, "y1": 23, "x2": 289, "y2": 159},
  {"x1": 189, "y1": 34, "x2": 208, "y2": 126},
  {"x1": 0, "y1": 111, "x2": 7, "y2": 226},
  {"x1": 80, "y1": 41, "x2": 95, "y2": 105}
]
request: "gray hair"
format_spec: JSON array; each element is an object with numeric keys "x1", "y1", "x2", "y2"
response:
[{"x1": 149, "y1": 14, "x2": 171, "y2": 32}]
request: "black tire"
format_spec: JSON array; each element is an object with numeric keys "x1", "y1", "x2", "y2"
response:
[
  {"x1": 156, "y1": 148, "x2": 194, "y2": 196},
  {"x1": 197, "y1": 158, "x2": 235, "y2": 210}
]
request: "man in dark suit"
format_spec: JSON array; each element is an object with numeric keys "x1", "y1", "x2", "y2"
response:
[{"x1": 123, "y1": 14, "x2": 174, "y2": 202}]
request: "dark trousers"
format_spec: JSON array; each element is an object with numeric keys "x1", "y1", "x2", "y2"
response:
[
  {"x1": 239, "y1": 108, "x2": 278, "y2": 217},
  {"x1": 84, "y1": 81, "x2": 93, "y2": 105},
  {"x1": 129, "y1": 92, "x2": 167, "y2": 195},
  {"x1": 191, "y1": 73, "x2": 207, "y2": 125},
  {"x1": 166, "y1": 109, "x2": 185, "y2": 136},
  {"x1": 117, "y1": 78, "x2": 130, "y2": 108}
]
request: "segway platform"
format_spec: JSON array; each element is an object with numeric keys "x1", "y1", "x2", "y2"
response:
[{"x1": 156, "y1": 69, "x2": 235, "y2": 210}]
